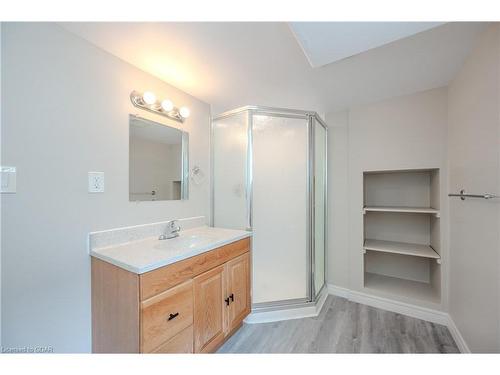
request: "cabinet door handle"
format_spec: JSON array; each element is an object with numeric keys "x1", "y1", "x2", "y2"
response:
[
  {"x1": 168, "y1": 312, "x2": 179, "y2": 321},
  {"x1": 225, "y1": 297, "x2": 230, "y2": 306},
  {"x1": 229, "y1": 293, "x2": 234, "y2": 302}
]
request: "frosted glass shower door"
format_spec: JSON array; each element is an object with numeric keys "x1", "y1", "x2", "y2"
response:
[
  {"x1": 252, "y1": 114, "x2": 309, "y2": 304},
  {"x1": 212, "y1": 112, "x2": 248, "y2": 229}
]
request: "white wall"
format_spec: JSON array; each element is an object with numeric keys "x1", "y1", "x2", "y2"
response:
[
  {"x1": 326, "y1": 111, "x2": 349, "y2": 287},
  {"x1": 448, "y1": 25, "x2": 500, "y2": 353},
  {"x1": 1, "y1": 23, "x2": 211, "y2": 352},
  {"x1": 326, "y1": 87, "x2": 449, "y2": 310}
]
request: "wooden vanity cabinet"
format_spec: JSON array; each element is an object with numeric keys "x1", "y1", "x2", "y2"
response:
[
  {"x1": 192, "y1": 252, "x2": 251, "y2": 353},
  {"x1": 141, "y1": 280, "x2": 194, "y2": 353},
  {"x1": 91, "y1": 237, "x2": 251, "y2": 353},
  {"x1": 193, "y1": 265, "x2": 226, "y2": 353},
  {"x1": 225, "y1": 252, "x2": 251, "y2": 334}
]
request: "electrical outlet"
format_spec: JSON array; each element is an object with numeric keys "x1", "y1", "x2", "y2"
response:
[{"x1": 88, "y1": 172, "x2": 104, "y2": 193}]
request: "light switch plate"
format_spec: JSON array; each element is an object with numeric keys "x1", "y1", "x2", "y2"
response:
[
  {"x1": 1, "y1": 166, "x2": 17, "y2": 193},
  {"x1": 88, "y1": 172, "x2": 104, "y2": 193}
]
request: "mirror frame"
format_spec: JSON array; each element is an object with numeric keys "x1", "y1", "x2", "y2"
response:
[{"x1": 129, "y1": 114, "x2": 189, "y2": 201}]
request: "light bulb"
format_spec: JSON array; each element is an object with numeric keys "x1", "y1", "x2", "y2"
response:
[
  {"x1": 161, "y1": 99, "x2": 174, "y2": 112},
  {"x1": 179, "y1": 106, "x2": 190, "y2": 118},
  {"x1": 142, "y1": 91, "x2": 156, "y2": 105}
]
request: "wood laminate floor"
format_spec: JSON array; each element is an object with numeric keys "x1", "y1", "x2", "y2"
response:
[{"x1": 218, "y1": 295, "x2": 459, "y2": 353}]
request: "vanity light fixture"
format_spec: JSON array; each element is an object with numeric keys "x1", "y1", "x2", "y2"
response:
[
  {"x1": 161, "y1": 99, "x2": 174, "y2": 112},
  {"x1": 179, "y1": 106, "x2": 190, "y2": 119},
  {"x1": 142, "y1": 91, "x2": 157, "y2": 105},
  {"x1": 130, "y1": 90, "x2": 190, "y2": 123}
]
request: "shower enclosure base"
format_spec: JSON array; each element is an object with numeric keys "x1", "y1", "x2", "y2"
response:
[{"x1": 244, "y1": 285, "x2": 328, "y2": 324}]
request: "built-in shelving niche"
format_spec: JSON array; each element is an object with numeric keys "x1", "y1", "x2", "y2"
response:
[{"x1": 363, "y1": 168, "x2": 441, "y2": 305}]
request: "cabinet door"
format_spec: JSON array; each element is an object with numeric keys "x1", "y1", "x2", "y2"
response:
[
  {"x1": 193, "y1": 265, "x2": 226, "y2": 353},
  {"x1": 226, "y1": 252, "x2": 251, "y2": 333}
]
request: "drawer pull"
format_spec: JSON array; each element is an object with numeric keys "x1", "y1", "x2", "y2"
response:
[
  {"x1": 225, "y1": 297, "x2": 230, "y2": 306},
  {"x1": 168, "y1": 312, "x2": 179, "y2": 321},
  {"x1": 229, "y1": 293, "x2": 234, "y2": 302}
]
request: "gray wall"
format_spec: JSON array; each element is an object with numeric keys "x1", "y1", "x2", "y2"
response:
[
  {"x1": 448, "y1": 25, "x2": 500, "y2": 353},
  {"x1": 326, "y1": 25, "x2": 500, "y2": 352},
  {"x1": 326, "y1": 87, "x2": 449, "y2": 310},
  {"x1": 347, "y1": 87, "x2": 448, "y2": 310},
  {"x1": 1, "y1": 23, "x2": 211, "y2": 352}
]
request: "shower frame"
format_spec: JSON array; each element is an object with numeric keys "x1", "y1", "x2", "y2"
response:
[{"x1": 210, "y1": 105, "x2": 328, "y2": 311}]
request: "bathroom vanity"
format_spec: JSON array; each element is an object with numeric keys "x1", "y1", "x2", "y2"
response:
[{"x1": 90, "y1": 225, "x2": 251, "y2": 353}]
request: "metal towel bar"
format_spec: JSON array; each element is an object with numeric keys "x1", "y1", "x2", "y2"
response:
[
  {"x1": 130, "y1": 190, "x2": 156, "y2": 196},
  {"x1": 448, "y1": 189, "x2": 499, "y2": 200}
]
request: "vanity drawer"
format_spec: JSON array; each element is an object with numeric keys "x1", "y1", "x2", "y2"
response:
[
  {"x1": 141, "y1": 280, "x2": 193, "y2": 353},
  {"x1": 152, "y1": 325, "x2": 193, "y2": 353}
]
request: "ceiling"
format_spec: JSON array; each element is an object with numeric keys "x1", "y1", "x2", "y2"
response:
[
  {"x1": 60, "y1": 22, "x2": 488, "y2": 115},
  {"x1": 289, "y1": 22, "x2": 444, "y2": 67}
]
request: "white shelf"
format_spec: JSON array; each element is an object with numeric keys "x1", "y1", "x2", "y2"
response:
[
  {"x1": 362, "y1": 169, "x2": 442, "y2": 306},
  {"x1": 363, "y1": 239, "x2": 440, "y2": 261},
  {"x1": 363, "y1": 205, "x2": 440, "y2": 217},
  {"x1": 364, "y1": 272, "x2": 440, "y2": 304}
]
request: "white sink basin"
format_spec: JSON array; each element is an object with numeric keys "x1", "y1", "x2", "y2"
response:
[
  {"x1": 90, "y1": 226, "x2": 252, "y2": 274},
  {"x1": 154, "y1": 233, "x2": 218, "y2": 250}
]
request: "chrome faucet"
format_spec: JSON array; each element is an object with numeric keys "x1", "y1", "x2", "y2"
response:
[{"x1": 159, "y1": 220, "x2": 181, "y2": 240}]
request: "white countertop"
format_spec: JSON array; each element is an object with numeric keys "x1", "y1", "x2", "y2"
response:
[{"x1": 90, "y1": 226, "x2": 252, "y2": 274}]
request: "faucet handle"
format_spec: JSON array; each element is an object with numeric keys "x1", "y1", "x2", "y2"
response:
[
  {"x1": 169, "y1": 220, "x2": 180, "y2": 232},
  {"x1": 159, "y1": 220, "x2": 181, "y2": 240}
]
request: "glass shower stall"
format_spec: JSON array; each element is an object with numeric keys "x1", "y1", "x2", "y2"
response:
[{"x1": 211, "y1": 106, "x2": 327, "y2": 310}]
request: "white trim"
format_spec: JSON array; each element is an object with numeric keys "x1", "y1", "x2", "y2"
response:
[
  {"x1": 245, "y1": 287, "x2": 328, "y2": 324},
  {"x1": 327, "y1": 283, "x2": 470, "y2": 353},
  {"x1": 327, "y1": 284, "x2": 351, "y2": 298},
  {"x1": 446, "y1": 315, "x2": 471, "y2": 353},
  {"x1": 346, "y1": 290, "x2": 448, "y2": 326}
]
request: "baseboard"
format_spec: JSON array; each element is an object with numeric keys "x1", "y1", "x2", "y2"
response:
[
  {"x1": 327, "y1": 283, "x2": 470, "y2": 353},
  {"x1": 336, "y1": 287, "x2": 449, "y2": 325},
  {"x1": 446, "y1": 315, "x2": 471, "y2": 353},
  {"x1": 327, "y1": 284, "x2": 351, "y2": 298},
  {"x1": 245, "y1": 287, "x2": 328, "y2": 324}
]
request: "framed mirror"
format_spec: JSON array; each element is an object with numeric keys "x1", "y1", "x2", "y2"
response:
[{"x1": 129, "y1": 114, "x2": 189, "y2": 201}]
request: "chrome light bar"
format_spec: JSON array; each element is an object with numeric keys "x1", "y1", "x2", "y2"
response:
[{"x1": 130, "y1": 90, "x2": 189, "y2": 123}]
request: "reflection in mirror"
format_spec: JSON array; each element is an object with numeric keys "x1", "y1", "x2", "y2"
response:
[{"x1": 129, "y1": 115, "x2": 188, "y2": 201}]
